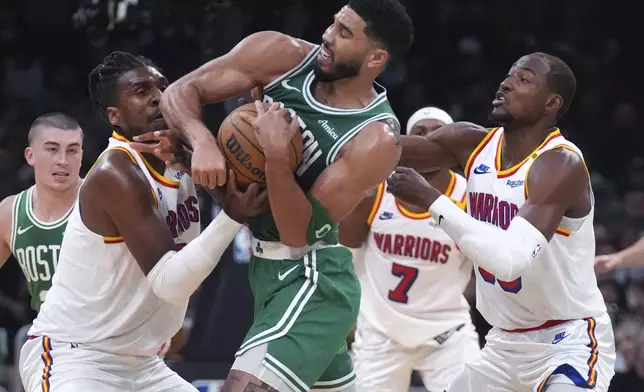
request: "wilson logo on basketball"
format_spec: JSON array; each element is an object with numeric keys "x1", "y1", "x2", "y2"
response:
[{"x1": 225, "y1": 134, "x2": 266, "y2": 182}]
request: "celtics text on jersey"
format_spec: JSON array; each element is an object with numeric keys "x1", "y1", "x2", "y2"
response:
[
  {"x1": 248, "y1": 45, "x2": 399, "y2": 243},
  {"x1": 10, "y1": 186, "x2": 71, "y2": 311}
]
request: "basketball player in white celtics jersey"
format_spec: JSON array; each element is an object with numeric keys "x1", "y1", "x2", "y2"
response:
[
  {"x1": 19, "y1": 52, "x2": 267, "y2": 392},
  {"x1": 340, "y1": 107, "x2": 479, "y2": 392},
  {"x1": 388, "y1": 53, "x2": 616, "y2": 392}
]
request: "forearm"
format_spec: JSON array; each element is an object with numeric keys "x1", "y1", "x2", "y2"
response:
[
  {"x1": 399, "y1": 135, "x2": 453, "y2": 172},
  {"x1": 618, "y1": 237, "x2": 644, "y2": 267},
  {"x1": 146, "y1": 211, "x2": 242, "y2": 305},
  {"x1": 429, "y1": 195, "x2": 548, "y2": 281},
  {"x1": 161, "y1": 83, "x2": 214, "y2": 147},
  {"x1": 265, "y1": 160, "x2": 310, "y2": 247}
]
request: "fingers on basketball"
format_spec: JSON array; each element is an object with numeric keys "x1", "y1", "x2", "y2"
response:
[{"x1": 216, "y1": 102, "x2": 303, "y2": 188}]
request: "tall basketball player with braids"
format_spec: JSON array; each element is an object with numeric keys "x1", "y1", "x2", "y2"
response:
[{"x1": 19, "y1": 52, "x2": 267, "y2": 392}]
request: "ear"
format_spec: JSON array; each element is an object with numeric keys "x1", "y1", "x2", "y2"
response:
[
  {"x1": 107, "y1": 106, "x2": 122, "y2": 128},
  {"x1": 24, "y1": 147, "x2": 35, "y2": 166},
  {"x1": 546, "y1": 93, "x2": 563, "y2": 114},
  {"x1": 366, "y1": 48, "x2": 388, "y2": 70}
]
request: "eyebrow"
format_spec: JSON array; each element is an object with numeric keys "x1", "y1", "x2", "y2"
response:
[
  {"x1": 334, "y1": 14, "x2": 353, "y2": 35},
  {"x1": 129, "y1": 77, "x2": 168, "y2": 88},
  {"x1": 44, "y1": 141, "x2": 81, "y2": 148}
]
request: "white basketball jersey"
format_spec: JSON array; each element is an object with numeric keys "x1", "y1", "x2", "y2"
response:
[
  {"x1": 359, "y1": 172, "x2": 473, "y2": 348},
  {"x1": 464, "y1": 127, "x2": 606, "y2": 330},
  {"x1": 30, "y1": 132, "x2": 200, "y2": 356}
]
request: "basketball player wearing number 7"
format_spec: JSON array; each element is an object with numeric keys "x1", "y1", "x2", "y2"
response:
[
  {"x1": 388, "y1": 53, "x2": 616, "y2": 392},
  {"x1": 156, "y1": 1, "x2": 414, "y2": 391}
]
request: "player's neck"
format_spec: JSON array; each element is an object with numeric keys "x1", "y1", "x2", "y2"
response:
[
  {"x1": 141, "y1": 152, "x2": 167, "y2": 176},
  {"x1": 398, "y1": 169, "x2": 453, "y2": 213},
  {"x1": 313, "y1": 77, "x2": 377, "y2": 110},
  {"x1": 32, "y1": 179, "x2": 81, "y2": 222},
  {"x1": 500, "y1": 123, "x2": 554, "y2": 169}
]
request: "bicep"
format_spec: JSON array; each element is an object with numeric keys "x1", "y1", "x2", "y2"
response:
[
  {"x1": 89, "y1": 162, "x2": 177, "y2": 275},
  {"x1": 517, "y1": 149, "x2": 589, "y2": 241},
  {"x1": 174, "y1": 31, "x2": 310, "y2": 103},
  {"x1": 339, "y1": 189, "x2": 379, "y2": 248}
]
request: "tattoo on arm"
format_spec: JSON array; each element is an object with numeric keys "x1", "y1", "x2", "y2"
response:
[
  {"x1": 220, "y1": 370, "x2": 279, "y2": 392},
  {"x1": 382, "y1": 118, "x2": 401, "y2": 145},
  {"x1": 243, "y1": 382, "x2": 279, "y2": 392}
]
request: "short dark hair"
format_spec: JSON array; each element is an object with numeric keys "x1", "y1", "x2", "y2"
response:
[
  {"x1": 348, "y1": 0, "x2": 414, "y2": 63},
  {"x1": 88, "y1": 51, "x2": 158, "y2": 120},
  {"x1": 28, "y1": 112, "x2": 83, "y2": 145},
  {"x1": 531, "y1": 52, "x2": 576, "y2": 120}
]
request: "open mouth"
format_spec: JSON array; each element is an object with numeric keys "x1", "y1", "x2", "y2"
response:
[
  {"x1": 53, "y1": 172, "x2": 69, "y2": 180},
  {"x1": 492, "y1": 91, "x2": 506, "y2": 107},
  {"x1": 318, "y1": 45, "x2": 333, "y2": 65}
]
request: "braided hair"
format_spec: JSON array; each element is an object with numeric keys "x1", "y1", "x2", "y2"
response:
[{"x1": 88, "y1": 51, "x2": 158, "y2": 121}]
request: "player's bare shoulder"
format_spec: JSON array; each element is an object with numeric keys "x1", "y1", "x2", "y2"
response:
[
  {"x1": 528, "y1": 146, "x2": 589, "y2": 192},
  {"x1": 525, "y1": 145, "x2": 591, "y2": 217},
  {"x1": 82, "y1": 149, "x2": 150, "y2": 205},
  {"x1": 381, "y1": 117, "x2": 402, "y2": 145},
  {"x1": 240, "y1": 31, "x2": 316, "y2": 86}
]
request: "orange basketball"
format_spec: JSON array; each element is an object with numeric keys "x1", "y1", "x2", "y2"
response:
[{"x1": 216, "y1": 102, "x2": 304, "y2": 187}]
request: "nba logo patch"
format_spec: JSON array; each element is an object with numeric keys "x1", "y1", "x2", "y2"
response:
[{"x1": 531, "y1": 244, "x2": 542, "y2": 258}]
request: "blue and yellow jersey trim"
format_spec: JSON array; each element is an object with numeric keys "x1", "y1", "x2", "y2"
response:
[
  {"x1": 495, "y1": 129, "x2": 562, "y2": 178},
  {"x1": 535, "y1": 317, "x2": 598, "y2": 391},
  {"x1": 464, "y1": 128, "x2": 499, "y2": 178}
]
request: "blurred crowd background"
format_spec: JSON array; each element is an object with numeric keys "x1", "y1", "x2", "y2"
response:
[{"x1": 0, "y1": 0, "x2": 643, "y2": 391}]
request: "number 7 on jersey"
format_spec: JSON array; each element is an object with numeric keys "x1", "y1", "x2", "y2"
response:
[{"x1": 388, "y1": 262, "x2": 419, "y2": 304}]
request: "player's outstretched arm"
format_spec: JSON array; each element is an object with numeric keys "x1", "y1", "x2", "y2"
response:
[
  {"x1": 82, "y1": 152, "x2": 264, "y2": 305},
  {"x1": 388, "y1": 148, "x2": 590, "y2": 281},
  {"x1": 399, "y1": 122, "x2": 488, "y2": 172},
  {"x1": 0, "y1": 195, "x2": 16, "y2": 269},
  {"x1": 160, "y1": 31, "x2": 313, "y2": 189}
]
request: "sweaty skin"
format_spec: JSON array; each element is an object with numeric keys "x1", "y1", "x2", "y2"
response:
[{"x1": 161, "y1": 26, "x2": 401, "y2": 248}]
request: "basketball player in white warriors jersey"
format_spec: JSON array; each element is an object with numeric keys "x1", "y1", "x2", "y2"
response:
[
  {"x1": 340, "y1": 107, "x2": 479, "y2": 392},
  {"x1": 389, "y1": 53, "x2": 616, "y2": 392},
  {"x1": 19, "y1": 52, "x2": 267, "y2": 392}
]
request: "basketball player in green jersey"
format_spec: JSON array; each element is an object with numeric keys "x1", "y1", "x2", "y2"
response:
[
  {"x1": 150, "y1": 1, "x2": 414, "y2": 391},
  {"x1": 0, "y1": 112, "x2": 83, "y2": 312}
]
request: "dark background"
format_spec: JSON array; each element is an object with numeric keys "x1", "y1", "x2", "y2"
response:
[{"x1": 0, "y1": 0, "x2": 643, "y2": 391}]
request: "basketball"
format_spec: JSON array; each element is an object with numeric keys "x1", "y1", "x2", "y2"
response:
[{"x1": 216, "y1": 102, "x2": 304, "y2": 187}]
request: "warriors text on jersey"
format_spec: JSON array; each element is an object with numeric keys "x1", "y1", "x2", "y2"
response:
[
  {"x1": 250, "y1": 45, "x2": 399, "y2": 244},
  {"x1": 30, "y1": 132, "x2": 200, "y2": 356},
  {"x1": 360, "y1": 172, "x2": 472, "y2": 348},
  {"x1": 10, "y1": 186, "x2": 71, "y2": 311},
  {"x1": 464, "y1": 127, "x2": 606, "y2": 330}
]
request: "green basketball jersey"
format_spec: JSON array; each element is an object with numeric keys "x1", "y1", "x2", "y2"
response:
[
  {"x1": 10, "y1": 186, "x2": 71, "y2": 311},
  {"x1": 251, "y1": 45, "x2": 399, "y2": 243}
]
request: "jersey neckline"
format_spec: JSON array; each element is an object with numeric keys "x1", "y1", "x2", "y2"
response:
[
  {"x1": 111, "y1": 131, "x2": 180, "y2": 188},
  {"x1": 494, "y1": 128, "x2": 562, "y2": 178},
  {"x1": 301, "y1": 70, "x2": 389, "y2": 115},
  {"x1": 25, "y1": 186, "x2": 73, "y2": 229}
]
